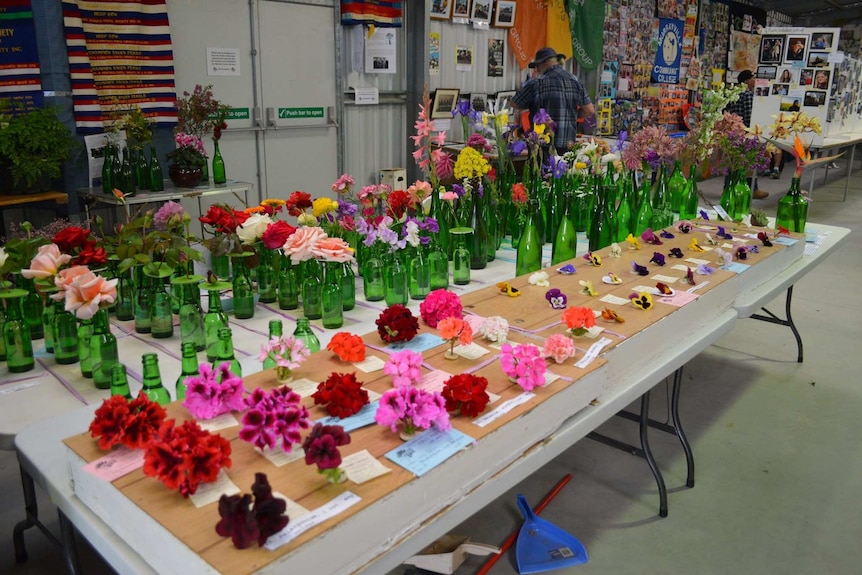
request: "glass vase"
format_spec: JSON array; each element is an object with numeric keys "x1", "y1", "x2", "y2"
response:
[
  {"x1": 515, "y1": 200, "x2": 542, "y2": 277},
  {"x1": 174, "y1": 276, "x2": 206, "y2": 352},
  {"x1": 78, "y1": 317, "x2": 94, "y2": 378},
  {"x1": 149, "y1": 277, "x2": 174, "y2": 339},
  {"x1": 135, "y1": 148, "x2": 150, "y2": 191},
  {"x1": 667, "y1": 160, "x2": 686, "y2": 214},
  {"x1": 429, "y1": 187, "x2": 450, "y2": 257},
  {"x1": 679, "y1": 175, "x2": 700, "y2": 221},
  {"x1": 19, "y1": 276, "x2": 44, "y2": 340},
  {"x1": 340, "y1": 261, "x2": 356, "y2": 311},
  {"x1": 633, "y1": 174, "x2": 654, "y2": 235},
  {"x1": 256, "y1": 246, "x2": 277, "y2": 303},
  {"x1": 551, "y1": 192, "x2": 577, "y2": 266},
  {"x1": 53, "y1": 300, "x2": 79, "y2": 364},
  {"x1": 277, "y1": 254, "x2": 300, "y2": 310},
  {"x1": 133, "y1": 269, "x2": 152, "y2": 333},
  {"x1": 231, "y1": 255, "x2": 256, "y2": 319},
  {"x1": 302, "y1": 258, "x2": 323, "y2": 320},
  {"x1": 204, "y1": 284, "x2": 231, "y2": 363},
  {"x1": 91, "y1": 308, "x2": 118, "y2": 390},
  {"x1": 211, "y1": 252, "x2": 230, "y2": 281},
  {"x1": 428, "y1": 239, "x2": 449, "y2": 290},
  {"x1": 42, "y1": 291, "x2": 55, "y2": 353},
  {"x1": 362, "y1": 248, "x2": 385, "y2": 302},
  {"x1": 408, "y1": 246, "x2": 431, "y2": 300},
  {"x1": 149, "y1": 145, "x2": 164, "y2": 192},
  {"x1": 775, "y1": 177, "x2": 808, "y2": 233},
  {"x1": 1, "y1": 289, "x2": 34, "y2": 373},
  {"x1": 383, "y1": 252, "x2": 408, "y2": 306},
  {"x1": 451, "y1": 228, "x2": 472, "y2": 285},
  {"x1": 212, "y1": 138, "x2": 226, "y2": 185},
  {"x1": 114, "y1": 264, "x2": 135, "y2": 321},
  {"x1": 321, "y1": 261, "x2": 343, "y2": 329},
  {"x1": 469, "y1": 192, "x2": 488, "y2": 270}
]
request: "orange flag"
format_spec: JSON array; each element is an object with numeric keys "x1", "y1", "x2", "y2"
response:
[{"x1": 509, "y1": 0, "x2": 548, "y2": 70}]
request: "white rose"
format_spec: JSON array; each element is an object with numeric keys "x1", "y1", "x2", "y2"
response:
[
  {"x1": 0, "y1": 247, "x2": 7, "y2": 269},
  {"x1": 236, "y1": 213, "x2": 273, "y2": 245}
]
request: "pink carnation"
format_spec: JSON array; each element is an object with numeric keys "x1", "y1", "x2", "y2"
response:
[
  {"x1": 542, "y1": 334, "x2": 575, "y2": 364},
  {"x1": 419, "y1": 289, "x2": 463, "y2": 328}
]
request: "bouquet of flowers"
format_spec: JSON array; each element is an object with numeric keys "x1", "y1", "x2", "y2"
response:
[
  {"x1": 175, "y1": 84, "x2": 230, "y2": 139},
  {"x1": 166, "y1": 132, "x2": 206, "y2": 169},
  {"x1": 713, "y1": 112, "x2": 771, "y2": 175},
  {"x1": 542, "y1": 333, "x2": 576, "y2": 364},
  {"x1": 760, "y1": 111, "x2": 840, "y2": 178},
  {"x1": 258, "y1": 335, "x2": 310, "y2": 382}
]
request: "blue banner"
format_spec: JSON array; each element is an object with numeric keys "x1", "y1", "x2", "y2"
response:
[
  {"x1": 652, "y1": 18, "x2": 683, "y2": 84},
  {"x1": 0, "y1": 1, "x2": 43, "y2": 112}
]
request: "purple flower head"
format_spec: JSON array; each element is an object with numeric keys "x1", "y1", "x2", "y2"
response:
[
  {"x1": 644, "y1": 149, "x2": 662, "y2": 171},
  {"x1": 336, "y1": 201, "x2": 358, "y2": 219},
  {"x1": 533, "y1": 108, "x2": 552, "y2": 125},
  {"x1": 452, "y1": 183, "x2": 466, "y2": 198},
  {"x1": 453, "y1": 98, "x2": 471, "y2": 118},
  {"x1": 613, "y1": 131, "x2": 628, "y2": 153},
  {"x1": 420, "y1": 217, "x2": 439, "y2": 234},
  {"x1": 509, "y1": 140, "x2": 527, "y2": 157}
]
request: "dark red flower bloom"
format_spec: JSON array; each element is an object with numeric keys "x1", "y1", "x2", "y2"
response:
[
  {"x1": 442, "y1": 374, "x2": 490, "y2": 417},
  {"x1": 386, "y1": 190, "x2": 410, "y2": 219},
  {"x1": 52, "y1": 226, "x2": 91, "y2": 253},
  {"x1": 302, "y1": 423, "x2": 351, "y2": 470},
  {"x1": 251, "y1": 472, "x2": 288, "y2": 545},
  {"x1": 312, "y1": 372, "x2": 369, "y2": 418},
  {"x1": 261, "y1": 220, "x2": 296, "y2": 250},
  {"x1": 286, "y1": 191, "x2": 312, "y2": 217},
  {"x1": 376, "y1": 304, "x2": 420, "y2": 343},
  {"x1": 216, "y1": 493, "x2": 259, "y2": 549},
  {"x1": 73, "y1": 242, "x2": 108, "y2": 266}
]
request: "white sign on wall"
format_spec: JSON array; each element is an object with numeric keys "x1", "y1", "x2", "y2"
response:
[{"x1": 207, "y1": 47, "x2": 241, "y2": 76}]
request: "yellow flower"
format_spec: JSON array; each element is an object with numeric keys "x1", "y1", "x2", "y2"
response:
[
  {"x1": 312, "y1": 197, "x2": 338, "y2": 218},
  {"x1": 261, "y1": 198, "x2": 286, "y2": 209},
  {"x1": 454, "y1": 147, "x2": 490, "y2": 180},
  {"x1": 495, "y1": 111, "x2": 508, "y2": 128}
]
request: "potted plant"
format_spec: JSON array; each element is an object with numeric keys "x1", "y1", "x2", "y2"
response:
[{"x1": 0, "y1": 101, "x2": 79, "y2": 194}]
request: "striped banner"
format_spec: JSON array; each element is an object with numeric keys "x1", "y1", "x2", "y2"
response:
[
  {"x1": 340, "y1": 1, "x2": 402, "y2": 27},
  {"x1": 61, "y1": 0, "x2": 177, "y2": 131},
  {"x1": 0, "y1": 0, "x2": 43, "y2": 111}
]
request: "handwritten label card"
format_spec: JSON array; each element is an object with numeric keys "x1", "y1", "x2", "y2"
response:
[
  {"x1": 285, "y1": 378, "x2": 319, "y2": 398},
  {"x1": 197, "y1": 413, "x2": 239, "y2": 432},
  {"x1": 83, "y1": 446, "x2": 144, "y2": 482},
  {"x1": 341, "y1": 450, "x2": 392, "y2": 484},
  {"x1": 353, "y1": 355, "x2": 386, "y2": 373},
  {"x1": 455, "y1": 342, "x2": 490, "y2": 359},
  {"x1": 385, "y1": 428, "x2": 474, "y2": 476},
  {"x1": 600, "y1": 294, "x2": 631, "y2": 305},
  {"x1": 574, "y1": 337, "x2": 613, "y2": 368},
  {"x1": 189, "y1": 470, "x2": 241, "y2": 508},
  {"x1": 265, "y1": 491, "x2": 361, "y2": 550},
  {"x1": 417, "y1": 370, "x2": 452, "y2": 393},
  {"x1": 651, "y1": 274, "x2": 679, "y2": 283},
  {"x1": 472, "y1": 392, "x2": 536, "y2": 428},
  {"x1": 386, "y1": 332, "x2": 444, "y2": 353},
  {"x1": 658, "y1": 291, "x2": 699, "y2": 307},
  {"x1": 260, "y1": 446, "x2": 305, "y2": 467},
  {"x1": 316, "y1": 400, "x2": 380, "y2": 432}
]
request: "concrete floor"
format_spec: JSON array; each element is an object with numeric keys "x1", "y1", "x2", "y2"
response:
[{"x1": 1, "y1": 164, "x2": 860, "y2": 575}]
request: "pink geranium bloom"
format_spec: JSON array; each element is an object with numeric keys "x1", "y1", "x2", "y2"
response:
[
  {"x1": 283, "y1": 226, "x2": 326, "y2": 263},
  {"x1": 542, "y1": 334, "x2": 575, "y2": 364},
  {"x1": 311, "y1": 236, "x2": 355, "y2": 263},
  {"x1": 21, "y1": 243, "x2": 72, "y2": 280}
]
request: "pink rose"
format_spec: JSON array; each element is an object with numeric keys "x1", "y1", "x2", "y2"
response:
[
  {"x1": 283, "y1": 226, "x2": 327, "y2": 263},
  {"x1": 52, "y1": 265, "x2": 92, "y2": 293},
  {"x1": 65, "y1": 273, "x2": 118, "y2": 319},
  {"x1": 311, "y1": 236, "x2": 354, "y2": 263},
  {"x1": 21, "y1": 244, "x2": 72, "y2": 280}
]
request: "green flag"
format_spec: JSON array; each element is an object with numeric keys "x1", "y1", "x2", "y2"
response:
[{"x1": 567, "y1": 0, "x2": 605, "y2": 71}]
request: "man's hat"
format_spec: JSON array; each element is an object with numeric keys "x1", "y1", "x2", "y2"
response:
[
  {"x1": 737, "y1": 70, "x2": 754, "y2": 83},
  {"x1": 528, "y1": 47, "x2": 565, "y2": 69}
]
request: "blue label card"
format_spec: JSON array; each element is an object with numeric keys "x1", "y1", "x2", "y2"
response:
[
  {"x1": 773, "y1": 236, "x2": 798, "y2": 246},
  {"x1": 316, "y1": 400, "x2": 380, "y2": 432},
  {"x1": 386, "y1": 332, "x2": 445, "y2": 353},
  {"x1": 385, "y1": 427, "x2": 474, "y2": 476},
  {"x1": 721, "y1": 262, "x2": 750, "y2": 274}
]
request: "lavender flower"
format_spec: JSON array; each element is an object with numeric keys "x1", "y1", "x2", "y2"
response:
[{"x1": 153, "y1": 201, "x2": 185, "y2": 230}]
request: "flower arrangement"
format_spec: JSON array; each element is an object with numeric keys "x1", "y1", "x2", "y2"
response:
[
  {"x1": 713, "y1": 112, "x2": 771, "y2": 174},
  {"x1": 376, "y1": 304, "x2": 420, "y2": 343},
  {"x1": 478, "y1": 316, "x2": 509, "y2": 343},
  {"x1": 143, "y1": 419, "x2": 232, "y2": 497},
  {"x1": 258, "y1": 335, "x2": 310, "y2": 382},
  {"x1": 89, "y1": 393, "x2": 167, "y2": 451},
  {"x1": 500, "y1": 342, "x2": 547, "y2": 392},
  {"x1": 312, "y1": 372, "x2": 369, "y2": 418},
  {"x1": 49, "y1": 265, "x2": 117, "y2": 320},
  {"x1": 182, "y1": 363, "x2": 246, "y2": 420},
  {"x1": 216, "y1": 473, "x2": 287, "y2": 549},
  {"x1": 412, "y1": 88, "x2": 451, "y2": 190},
  {"x1": 419, "y1": 289, "x2": 463, "y2": 328},
  {"x1": 166, "y1": 132, "x2": 207, "y2": 169},
  {"x1": 175, "y1": 84, "x2": 230, "y2": 139},
  {"x1": 542, "y1": 334, "x2": 576, "y2": 364},
  {"x1": 621, "y1": 125, "x2": 676, "y2": 173},
  {"x1": 562, "y1": 306, "x2": 596, "y2": 337},
  {"x1": 760, "y1": 111, "x2": 840, "y2": 178},
  {"x1": 679, "y1": 83, "x2": 747, "y2": 167},
  {"x1": 326, "y1": 332, "x2": 366, "y2": 362},
  {"x1": 302, "y1": 423, "x2": 351, "y2": 484},
  {"x1": 383, "y1": 349, "x2": 424, "y2": 387},
  {"x1": 438, "y1": 317, "x2": 473, "y2": 359},
  {"x1": 454, "y1": 146, "x2": 491, "y2": 181},
  {"x1": 441, "y1": 374, "x2": 490, "y2": 417},
  {"x1": 374, "y1": 385, "x2": 450, "y2": 436},
  {"x1": 239, "y1": 387, "x2": 311, "y2": 452}
]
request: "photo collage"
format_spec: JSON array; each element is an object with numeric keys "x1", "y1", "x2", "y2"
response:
[{"x1": 752, "y1": 29, "x2": 835, "y2": 111}]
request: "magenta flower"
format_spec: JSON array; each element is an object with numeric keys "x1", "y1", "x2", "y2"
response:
[
  {"x1": 500, "y1": 343, "x2": 547, "y2": 392},
  {"x1": 419, "y1": 289, "x2": 463, "y2": 328},
  {"x1": 383, "y1": 350, "x2": 424, "y2": 388},
  {"x1": 182, "y1": 363, "x2": 245, "y2": 420}
]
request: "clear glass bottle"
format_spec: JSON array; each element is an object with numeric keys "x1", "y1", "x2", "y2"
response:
[
  {"x1": 293, "y1": 317, "x2": 320, "y2": 353},
  {"x1": 775, "y1": 176, "x2": 808, "y2": 233},
  {"x1": 321, "y1": 261, "x2": 343, "y2": 329},
  {"x1": 262, "y1": 319, "x2": 282, "y2": 370},
  {"x1": 215, "y1": 327, "x2": 242, "y2": 379},
  {"x1": 175, "y1": 341, "x2": 199, "y2": 401},
  {"x1": 149, "y1": 277, "x2": 174, "y2": 338},
  {"x1": 551, "y1": 192, "x2": 577, "y2": 265},
  {"x1": 231, "y1": 255, "x2": 256, "y2": 319},
  {"x1": 211, "y1": 138, "x2": 226, "y2": 185},
  {"x1": 91, "y1": 308, "x2": 118, "y2": 390},
  {"x1": 204, "y1": 286, "x2": 230, "y2": 362},
  {"x1": 110, "y1": 363, "x2": 133, "y2": 400},
  {"x1": 141, "y1": 353, "x2": 171, "y2": 405},
  {"x1": 1, "y1": 290, "x2": 34, "y2": 372}
]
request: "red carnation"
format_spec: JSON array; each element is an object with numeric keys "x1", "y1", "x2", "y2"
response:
[
  {"x1": 52, "y1": 226, "x2": 91, "y2": 253},
  {"x1": 261, "y1": 220, "x2": 296, "y2": 249},
  {"x1": 376, "y1": 304, "x2": 420, "y2": 343},
  {"x1": 442, "y1": 373, "x2": 490, "y2": 418}
]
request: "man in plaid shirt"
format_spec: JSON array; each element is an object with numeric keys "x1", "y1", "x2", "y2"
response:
[{"x1": 512, "y1": 47, "x2": 595, "y2": 155}]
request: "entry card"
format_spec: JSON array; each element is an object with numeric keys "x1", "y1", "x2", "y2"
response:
[
  {"x1": 265, "y1": 491, "x2": 361, "y2": 550},
  {"x1": 720, "y1": 262, "x2": 750, "y2": 274},
  {"x1": 189, "y1": 469, "x2": 241, "y2": 508},
  {"x1": 316, "y1": 400, "x2": 380, "y2": 432},
  {"x1": 83, "y1": 446, "x2": 144, "y2": 482},
  {"x1": 285, "y1": 378, "x2": 319, "y2": 398},
  {"x1": 773, "y1": 236, "x2": 798, "y2": 246},
  {"x1": 454, "y1": 342, "x2": 490, "y2": 359},
  {"x1": 385, "y1": 428, "x2": 474, "y2": 477},
  {"x1": 353, "y1": 355, "x2": 386, "y2": 373},
  {"x1": 386, "y1": 332, "x2": 444, "y2": 353},
  {"x1": 574, "y1": 337, "x2": 613, "y2": 368},
  {"x1": 417, "y1": 369, "x2": 452, "y2": 393},
  {"x1": 260, "y1": 446, "x2": 304, "y2": 467},
  {"x1": 658, "y1": 291, "x2": 699, "y2": 307},
  {"x1": 342, "y1": 450, "x2": 392, "y2": 484}
]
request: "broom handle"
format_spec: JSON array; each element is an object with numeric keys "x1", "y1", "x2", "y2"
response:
[{"x1": 475, "y1": 474, "x2": 573, "y2": 575}]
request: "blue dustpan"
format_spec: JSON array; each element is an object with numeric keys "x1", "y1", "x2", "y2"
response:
[{"x1": 515, "y1": 494, "x2": 588, "y2": 574}]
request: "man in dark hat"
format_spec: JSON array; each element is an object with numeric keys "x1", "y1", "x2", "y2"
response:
[{"x1": 512, "y1": 47, "x2": 595, "y2": 154}]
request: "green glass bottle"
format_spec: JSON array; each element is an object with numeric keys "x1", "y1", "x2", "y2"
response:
[
  {"x1": 149, "y1": 145, "x2": 164, "y2": 192},
  {"x1": 667, "y1": 160, "x2": 687, "y2": 213},
  {"x1": 175, "y1": 341, "x2": 199, "y2": 401},
  {"x1": 361, "y1": 248, "x2": 385, "y2": 302},
  {"x1": 515, "y1": 200, "x2": 542, "y2": 277},
  {"x1": 134, "y1": 272, "x2": 152, "y2": 333},
  {"x1": 1, "y1": 289, "x2": 34, "y2": 373},
  {"x1": 321, "y1": 261, "x2": 343, "y2": 329},
  {"x1": 277, "y1": 255, "x2": 300, "y2": 310},
  {"x1": 53, "y1": 300, "x2": 79, "y2": 364},
  {"x1": 615, "y1": 174, "x2": 634, "y2": 242},
  {"x1": 149, "y1": 277, "x2": 174, "y2": 339},
  {"x1": 211, "y1": 253, "x2": 230, "y2": 281},
  {"x1": 0, "y1": 306, "x2": 6, "y2": 362},
  {"x1": 651, "y1": 164, "x2": 673, "y2": 229},
  {"x1": 469, "y1": 192, "x2": 488, "y2": 270},
  {"x1": 175, "y1": 277, "x2": 205, "y2": 351},
  {"x1": 231, "y1": 255, "x2": 256, "y2": 319},
  {"x1": 42, "y1": 289, "x2": 57, "y2": 353},
  {"x1": 429, "y1": 186, "x2": 450, "y2": 256},
  {"x1": 256, "y1": 247, "x2": 277, "y2": 304},
  {"x1": 215, "y1": 327, "x2": 242, "y2": 379},
  {"x1": 90, "y1": 308, "x2": 118, "y2": 390},
  {"x1": 383, "y1": 252, "x2": 408, "y2": 306},
  {"x1": 111, "y1": 145, "x2": 124, "y2": 196},
  {"x1": 775, "y1": 177, "x2": 808, "y2": 233},
  {"x1": 77, "y1": 317, "x2": 94, "y2": 378},
  {"x1": 449, "y1": 228, "x2": 470, "y2": 285},
  {"x1": 263, "y1": 320, "x2": 282, "y2": 371},
  {"x1": 141, "y1": 353, "x2": 171, "y2": 405},
  {"x1": 101, "y1": 143, "x2": 114, "y2": 194},
  {"x1": 340, "y1": 261, "x2": 356, "y2": 311},
  {"x1": 200, "y1": 151, "x2": 209, "y2": 183},
  {"x1": 679, "y1": 175, "x2": 700, "y2": 221},
  {"x1": 301, "y1": 258, "x2": 323, "y2": 319},
  {"x1": 211, "y1": 138, "x2": 226, "y2": 185},
  {"x1": 588, "y1": 184, "x2": 614, "y2": 253},
  {"x1": 114, "y1": 267, "x2": 134, "y2": 321},
  {"x1": 20, "y1": 277, "x2": 44, "y2": 340},
  {"x1": 135, "y1": 147, "x2": 150, "y2": 191},
  {"x1": 633, "y1": 174, "x2": 654, "y2": 235},
  {"x1": 551, "y1": 192, "x2": 577, "y2": 265},
  {"x1": 408, "y1": 246, "x2": 431, "y2": 300},
  {"x1": 428, "y1": 237, "x2": 449, "y2": 290},
  {"x1": 292, "y1": 317, "x2": 320, "y2": 353},
  {"x1": 121, "y1": 146, "x2": 136, "y2": 196},
  {"x1": 110, "y1": 363, "x2": 133, "y2": 400},
  {"x1": 204, "y1": 285, "x2": 230, "y2": 362}
]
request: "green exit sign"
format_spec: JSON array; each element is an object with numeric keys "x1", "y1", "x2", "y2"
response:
[
  {"x1": 279, "y1": 107, "x2": 324, "y2": 119},
  {"x1": 226, "y1": 108, "x2": 250, "y2": 120}
]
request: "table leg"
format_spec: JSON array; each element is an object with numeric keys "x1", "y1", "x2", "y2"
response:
[
  {"x1": 13, "y1": 464, "x2": 62, "y2": 563},
  {"x1": 671, "y1": 367, "x2": 695, "y2": 488},
  {"x1": 844, "y1": 144, "x2": 856, "y2": 202},
  {"x1": 748, "y1": 285, "x2": 803, "y2": 363},
  {"x1": 58, "y1": 509, "x2": 83, "y2": 575}
]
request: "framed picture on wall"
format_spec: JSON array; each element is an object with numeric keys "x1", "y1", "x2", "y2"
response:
[
  {"x1": 757, "y1": 65, "x2": 777, "y2": 80},
  {"x1": 808, "y1": 52, "x2": 829, "y2": 68},
  {"x1": 470, "y1": 93, "x2": 488, "y2": 112},
  {"x1": 803, "y1": 90, "x2": 826, "y2": 107},
  {"x1": 494, "y1": 1, "x2": 517, "y2": 27},
  {"x1": 431, "y1": 88, "x2": 460, "y2": 119},
  {"x1": 811, "y1": 32, "x2": 834, "y2": 51},
  {"x1": 495, "y1": 90, "x2": 516, "y2": 113},
  {"x1": 471, "y1": 0, "x2": 492, "y2": 24},
  {"x1": 813, "y1": 69, "x2": 831, "y2": 90},
  {"x1": 430, "y1": 0, "x2": 452, "y2": 20},
  {"x1": 452, "y1": 0, "x2": 471, "y2": 19},
  {"x1": 759, "y1": 35, "x2": 784, "y2": 64},
  {"x1": 785, "y1": 36, "x2": 808, "y2": 62},
  {"x1": 777, "y1": 68, "x2": 796, "y2": 84}
]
